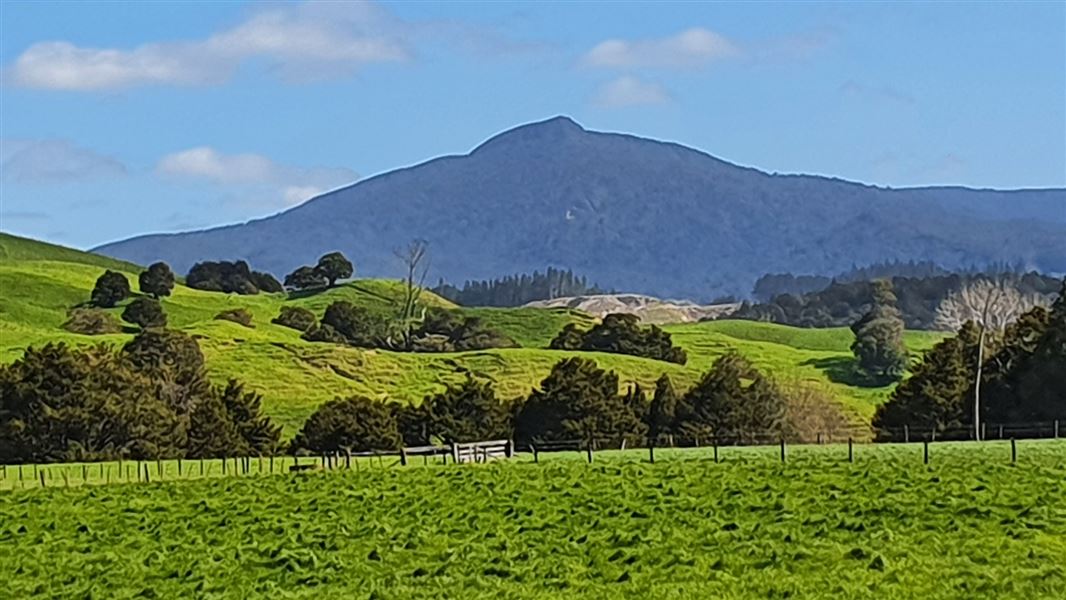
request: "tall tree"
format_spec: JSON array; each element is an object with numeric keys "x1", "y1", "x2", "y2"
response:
[
  {"x1": 647, "y1": 374, "x2": 679, "y2": 445},
  {"x1": 315, "y1": 252, "x2": 354, "y2": 287},
  {"x1": 850, "y1": 279, "x2": 909, "y2": 383},
  {"x1": 934, "y1": 278, "x2": 1045, "y2": 439},
  {"x1": 91, "y1": 270, "x2": 130, "y2": 308},
  {"x1": 674, "y1": 352, "x2": 786, "y2": 444},
  {"x1": 422, "y1": 377, "x2": 511, "y2": 443},
  {"x1": 138, "y1": 262, "x2": 175, "y2": 299},
  {"x1": 293, "y1": 396, "x2": 402, "y2": 453},
  {"x1": 395, "y1": 239, "x2": 430, "y2": 351}
]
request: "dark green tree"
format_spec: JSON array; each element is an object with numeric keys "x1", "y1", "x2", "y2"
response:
[
  {"x1": 514, "y1": 357, "x2": 646, "y2": 445},
  {"x1": 138, "y1": 262, "x2": 175, "y2": 299},
  {"x1": 91, "y1": 270, "x2": 131, "y2": 308},
  {"x1": 272, "y1": 306, "x2": 318, "y2": 332},
  {"x1": 422, "y1": 377, "x2": 511, "y2": 443},
  {"x1": 188, "y1": 380, "x2": 281, "y2": 458},
  {"x1": 0, "y1": 343, "x2": 185, "y2": 462},
  {"x1": 675, "y1": 352, "x2": 786, "y2": 444},
  {"x1": 122, "y1": 329, "x2": 211, "y2": 414},
  {"x1": 872, "y1": 322, "x2": 981, "y2": 437},
  {"x1": 647, "y1": 373, "x2": 679, "y2": 444},
  {"x1": 315, "y1": 252, "x2": 354, "y2": 287},
  {"x1": 548, "y1": 323, "x2": 584, "y2": 350},
  {"x1": 284, "y1": 266, "x2": 328, "y2": 291},
  {"x1": 549, "y1": 313, "x2": 686, "y2": 364},
  {"x1": 293, "y1": 396, "x2": 402, "y2": 453},
  {"x1": 850, "y1": 279, "x2": 909, "y2": 383},
  {"x1": 121, "y1": 297, "x2": 167, "y2": 330}
]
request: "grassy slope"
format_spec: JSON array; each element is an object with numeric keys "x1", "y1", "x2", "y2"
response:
[
  {"x1": 2, "y1": 441, "x2": 1064, "y2": 598},
  {"x1": 0, "y1": 233, "x2": 942, "y2": 435}
]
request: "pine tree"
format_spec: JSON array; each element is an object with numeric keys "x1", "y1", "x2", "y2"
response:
[
  {"x1": 647, "y1": 374, "x2": 679, "y2": 445},
  {"x1": 675, "y1": 352, "x2": 786, "y2": 444},
  {"x1": 850, "y1": 279, "x2": 909, "y2": 383}
]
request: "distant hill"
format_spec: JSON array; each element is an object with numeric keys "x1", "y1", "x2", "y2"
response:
[
  {"x1": 1, "y1": 233, "x2": 943, "y2": 435},
  {"x1": 94, "y1": 116, "x2": 1066, "y2": 300}
]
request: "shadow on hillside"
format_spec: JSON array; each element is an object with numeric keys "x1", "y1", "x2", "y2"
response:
[
  {"x1": 285, "y1": 287, "x2": 331, "y2": 301},
  {"x1": 801, "y1": 356, "x2": 887, "y2": 388}
]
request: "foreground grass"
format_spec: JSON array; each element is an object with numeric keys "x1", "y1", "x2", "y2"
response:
[
  {"x1": 0, "y1": 233, "x2": 944, "y2": 435},
  {"x1": 1, "y1": 441, "x2": 1063, "y2": 598}
]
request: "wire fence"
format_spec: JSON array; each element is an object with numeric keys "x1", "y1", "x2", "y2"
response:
[{"x1": 1, "y1": 421, "x2": 1061, "y2": 492}]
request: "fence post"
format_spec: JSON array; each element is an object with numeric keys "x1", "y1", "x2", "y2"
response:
[
  {"x1": 532, "y1": 444, "x2": 539, "y2": 464},
  {"x1": 923, "y1": 440, "x2": 929, "y2": 465},
  {"x1": 400, "y1": 447, "x2": 408, "y2": 467},
  {"x1": 904, "y1": 425, "x2": 910, "y2": 443},
  {"x1": 816, "y1": 432, "x2": 822, "y2": 445},
  {"x1": 222, "y1": 457, "x2": 227, "y2": 475},
  {"x1": 178, "y1": 458, "x2": 182, "y2": 477},
  {"x1": 586, "y1": 441, "x2": 594, "y2": 464},
  {"x1": 780, "y1": 438, "x2": 786, "y2": 463},
  {"x1": 848, "y1": 438, "x2": 853, "y2": 463},
  {"x1": 451, "y1": 443, "x2": 460, "y2": 464},
  {"x1": 1055, "y1": 420, "x2": 1060, "y2": 439},
  {"x1": 82, "y1": 464, "x2": 88, "y2": 482},
  {"x1": 39, "y1": 470, "x2": 45, "y2": 488},
  {"x1": 981, "y1": 423, "x2": 987, "y2": 442},
  {"x1": 1011, "y1": 438, "x2": 1017, "y2": 464},
  {"x1": 713, "y1": 437, "x2": 719, "y2": 463},
  {"x1": 999, "y1": 425, "x2": 1004, "y2": 440},
  {"x1": 345, "y1": 450, "x2": 351, "y2": 469},
  {"x1": 270, "y1": 455, "x2": 275, "y2": 473},
  {"x1": 506, "y1": 440, "x2": 515, "y2": 459},
  {"x1": 649, "y1": 444, "x2": 655, "y2": 464}
]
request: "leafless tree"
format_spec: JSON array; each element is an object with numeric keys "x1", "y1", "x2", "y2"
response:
[
  {"x1": 394, "y1": 239, "x2": 430, "y2": 351},
  {"x1": 934, "y1": 278, "x2": 1045, "y2": 440}
]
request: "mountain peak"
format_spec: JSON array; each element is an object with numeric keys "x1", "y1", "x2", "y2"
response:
[{"x1": 472, "y1": 115, "x2": 586, "y2": 154}]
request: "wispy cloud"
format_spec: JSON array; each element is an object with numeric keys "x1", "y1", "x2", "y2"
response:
[
  {"x1": 580, "y1": 28, "x2": 739, "y2": 70},
  {"x1": 7, "y1": 1, "x2": 410, "y2": 91},
  {"x1": 0, "y1": 139, "x2": 127, "y2": 182},
  {"x1": 155, "y1": 146, "x2": 357, "y2": 207},
  {"x1": 593, "y1": 76, "x2": 671, "y2": 108},
  {"x1": 840, "y1": 79, "x2": 915, "y2": 104}
]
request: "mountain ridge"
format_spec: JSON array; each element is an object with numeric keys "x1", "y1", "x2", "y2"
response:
[{"x1": 94, "y1": 116, "x2": 1066, "y2": 300}]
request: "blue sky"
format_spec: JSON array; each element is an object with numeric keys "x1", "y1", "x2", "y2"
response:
[{"x1": 1, "y1": 0, "x2": 1063, "y2": 249}]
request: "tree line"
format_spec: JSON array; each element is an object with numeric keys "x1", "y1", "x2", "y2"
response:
[
  {"x1": 874, "y1": 278, "x2": 1065, "y2": 439},
  {"x1": 433, "y1": 267, "x2": 605, "y2": 307},
  {"x1": 735, "y1": 271, "x2": 1060, "y2": 330},
  {"x1": 293, "y1": 352, "x2": 834, "y2": 455}
]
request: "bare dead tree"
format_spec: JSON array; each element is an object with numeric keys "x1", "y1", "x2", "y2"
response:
[
  {"x1": 394, "y1": 239, "x2": 430, "y2": 351},
  {"x1": 934, "y1": 278, "x2": 1045, "y2": 440}
]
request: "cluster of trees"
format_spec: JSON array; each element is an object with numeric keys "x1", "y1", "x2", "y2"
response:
[
  {"x1": 550, "y1": 313, "x2": 686, "y2": 364},
  {"x1": 282, "y1": 302, "x2": 517, "y2": 353},
  {"x1": 186, "y1": 260, "x2": 282, "y2": 295},
  {"x1": 72, "y1": 264, "x2": 177, "y2": 335},
  {"x1": 284, "y1": 252, "x2": 354, "y2": 291},
  {"x1": 874, "y1": 278, "x2": 1066, "y2": 438},
  {"x1": 850, "y1": 280, "x2": 908, "y2": 384},
  {"x1": 293, "y1": 352, "x2": 803, "y2": 454},
  {"x1": 0, "y1": 331, "x2": 281, "y2": 462},
  {"x1": 433, "y1": 267, "x2": 604, "y2": 307},
  {"x1": 751, "y1": 260, "x2": 1030, "y2": 302},
  {"x1": 735, "y1": 272, "x2": 1059, "y2": 329}
]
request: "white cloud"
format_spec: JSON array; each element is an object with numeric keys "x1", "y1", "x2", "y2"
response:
[
  {"x1": 593, "y1": 76, "x2": 670, "y2": 108},
  {"x1": 156, "y1": 146, "x2": 357, "y2": 207},
  {"x1": 0, "y1": 139, "x2": 126, "y2": 182},
  {"x1": 8, "y1": 1, "x2": 410, "y2": 91},
  {"x1": 581, "y1": 28, "x2": 739, "y2": 69},
  {"x1": 839, "y1": 80, "x2": 915, "y2": 104}
]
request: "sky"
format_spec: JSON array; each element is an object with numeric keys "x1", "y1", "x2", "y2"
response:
[{"x1": 1, "y1": 0, "x2": 1064, "y2": 250}]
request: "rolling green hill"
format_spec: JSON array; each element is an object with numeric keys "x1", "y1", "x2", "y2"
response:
[{"x1": 0, "y1": 233, "x2": 942, "y2": 435}]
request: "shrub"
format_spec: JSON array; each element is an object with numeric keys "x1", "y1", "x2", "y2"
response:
[
  {"x1": 320, "y1": 301, "x2": 389, "y2": 347},
  {"x1": 122, "y1": 297, "x2": 167, "y2": 330},
  {"x1": 272, "y1": 306, "x2": 317, "y2": 332},
  {"x1": 214, "y1": 308, "x2": 254, "y2": 328},
  {"x1": 293, "y1": 396, "x2": 402, "y2": 453},
  {"x1": 91, "y1": 270, "x2": 130, "y2": 308},
  {"x1": 138, "y1": 262, "x2": 175, "y2": 299},
  {"x1": 415, "y1": 308, "x2": 517, "y2": 351},
  {"x1": 284, "y1": 266, "x2": 327, "y2": 291},
  {"x1": 62, "y1": 307, "x2": 122, "y2": 335},
  {"x1": 780, "y1": 382, "x2": 851, "y2": 443}
]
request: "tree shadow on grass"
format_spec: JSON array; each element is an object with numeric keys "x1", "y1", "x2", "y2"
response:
[{"x1": 800, "y1": 356, "x2": 888, "y2": 388}]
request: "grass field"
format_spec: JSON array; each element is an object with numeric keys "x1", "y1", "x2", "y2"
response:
[
  {"x1": 1, "y1": 440, "x2": 1063, "y2": 598},
  {"x1": 0, "y1": 232, "x2": 943, "y2": 435}
]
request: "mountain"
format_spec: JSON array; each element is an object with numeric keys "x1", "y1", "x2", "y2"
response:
[{"x1": 95, "y1": 116, "x2": 1066, "y2": 300}]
